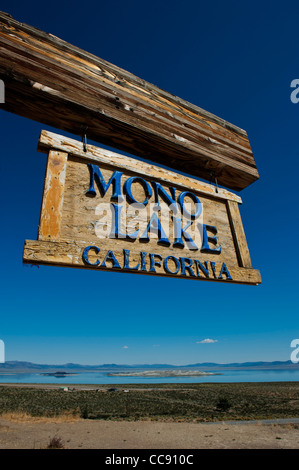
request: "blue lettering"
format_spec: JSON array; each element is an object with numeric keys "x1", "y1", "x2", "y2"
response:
[
  {"x1": 210, "y1": 261, "x2": 217, "y2": 278},
  {"x1": 123, "y1": 176, "x2": 152, "y2": 206},
  {"x1": 180, "y1": 257, "x2": 196, "y2": 276},
  {"x1": 110, "y1": 203, "x2": 139, "y2": 239},
  {"x1": 173, "y1": 216, "x2": 198, "y2": 250},
  {"x1": 218, "y1": 262, "x2": 232, "y2": 280},
  {"x1": 149, "y1": 253, "x2": 163, "y2": 273},
  {"x1": 123, "y1": 249, "x2": 140, "y2": 270},
  {"x1": 101, "y1": 250, "x2": 121, "y2": 268},
  {"x1": 194, "y1": 259, "x2": 209, "y2": 277},
  {"x1": 86, "y1": 164, "x2": 123, "y2": 201},
  {"x1": 178, "y1": 191, "x2": 202, "y2": 220},
  {"x1": 82, "y1": 245, "x2": 100, "y2": 266},
  {"x1": 164, "y1": 255, "x2": 180, "y2": 275},
  {"x1": 200, "y1": 224, "x2": 221, "y2": 254},
  {"x1": 109, "y1": 203, "x2": 127, "y2": 239},
  {"x1": 151, "y1": 182, "x2": 177, "y2": 213},
  {"x1": 140, "y1": 251, "x2": 147, "y2": 271},
  {"x1": 140, "y1": 212, "x2": 170, "y2": 246},
  {"x1": 82, "y1": 246, "x2": 233, "y2": 282}
]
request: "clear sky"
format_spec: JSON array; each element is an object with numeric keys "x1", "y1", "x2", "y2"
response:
[{"x1": 0, "y1": 0, "x2": 298, "y2": 365}]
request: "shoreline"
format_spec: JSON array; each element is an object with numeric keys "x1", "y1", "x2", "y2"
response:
[
  {"x1": 0, "y1": 378, "x2": 298, "y2": 389},
  {"x1": 0, "y1": 379, "x2": 299, "y2": 388}
]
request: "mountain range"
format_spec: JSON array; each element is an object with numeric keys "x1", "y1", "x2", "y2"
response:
[{"x1": 0, "y1": 360, "x2": 298, "y2": 372}]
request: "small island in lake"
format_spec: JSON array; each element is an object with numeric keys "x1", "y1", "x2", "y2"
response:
[
  {"x1": 40, "y1": 371, "x2": 78, "y2": 377},
  {"x1": 107, "y1": 370, "x2": 219, "y2": 378}
]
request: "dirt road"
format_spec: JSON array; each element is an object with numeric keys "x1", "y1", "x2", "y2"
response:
[{"x1": 0, "y1": 416, "x2": 298, "y2": 449}]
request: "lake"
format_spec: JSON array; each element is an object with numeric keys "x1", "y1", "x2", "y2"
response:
[{"x1": 0, "y1": 369, "x2": 298, "y2": 384}]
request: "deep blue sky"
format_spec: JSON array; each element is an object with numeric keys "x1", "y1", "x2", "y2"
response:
[{"x1": 0, "y1": 0, "x2": 298, "y2": 365}]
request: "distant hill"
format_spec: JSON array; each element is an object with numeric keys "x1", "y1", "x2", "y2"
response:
[
  {"x1": 184, "y1": 361, "x2": 299, "y2": 369},
  {"x1": 0, "y1": 360, "x2": 298, "y2": 372}
]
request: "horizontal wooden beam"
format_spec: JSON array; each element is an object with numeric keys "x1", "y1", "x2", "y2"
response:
[
  {"x1": 0, "y1": 12, "x2": 259, "y2": 191},
  {"x1": 23, "y1": 240, "x2": 262, "y2": 286},
  {"x1": 38, "y1": 130, "x2": 242, "y2": 204}
]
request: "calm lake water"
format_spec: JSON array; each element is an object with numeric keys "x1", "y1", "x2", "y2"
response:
[{"x1": 0, "y1": 369, "x2": 298, "y2": 385}]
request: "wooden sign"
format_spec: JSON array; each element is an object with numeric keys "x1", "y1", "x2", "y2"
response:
[
  {"x1": 23, "y1": 131, "x2": 261, "y2": 285},
  {"x1": 0, "y1": 11, "x2": 259, "y2": 191}
]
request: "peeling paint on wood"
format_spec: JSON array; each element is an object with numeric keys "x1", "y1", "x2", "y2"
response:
[{"x1": 38, "y1": 150, "x2": 68, "y2": 241}]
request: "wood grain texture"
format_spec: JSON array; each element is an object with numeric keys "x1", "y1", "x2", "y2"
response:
[
  {"x1": 38, "y1": 150, "x2": 68, "y2": 241},
  {"x1": 226, "y1": 200, "x2": 252, "y2": 268},
  {"x1": 0, "y1": 11, "x2": 259, "y2": 191},
  {"x1": 23, "y1": 133, "x2": 261, "y2": 285},
  {"x1": 38, "y1": 130, "x2": 243, "y2": 204},
  {"x1": 58, "y1": 157, "x2": 239, "y2": 266},
  {"x1": 23, "y1": 240, "x2": 262, "y2": 286}
]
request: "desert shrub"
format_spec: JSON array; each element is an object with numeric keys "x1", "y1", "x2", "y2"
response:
[
  {"x1": 47, "y1": 436, "x2": 64, "y2": 449},
  {"x1": 0, "y1": 383, "x2": 299, "y2": 422},
  {"x1": 215, "y1": 397, "x2": 231, "y2": 412}
]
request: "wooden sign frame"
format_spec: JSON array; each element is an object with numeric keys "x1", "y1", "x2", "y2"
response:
[{"x1": 23, "y1": 131, "x2": 261, "y2": 286}]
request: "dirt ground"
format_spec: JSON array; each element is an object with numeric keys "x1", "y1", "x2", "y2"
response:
[{"x1": 0, "y1": 415, "x2": 298, "y2": 449}]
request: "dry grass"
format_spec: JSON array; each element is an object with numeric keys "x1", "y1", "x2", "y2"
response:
[{"x1": 0, "y1": 410, "x2": 81, "y2": 423}]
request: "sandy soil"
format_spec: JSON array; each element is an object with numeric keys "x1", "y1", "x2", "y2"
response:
[{"x1": 0, "y1": 416, "x2": 298, "y2": 449}]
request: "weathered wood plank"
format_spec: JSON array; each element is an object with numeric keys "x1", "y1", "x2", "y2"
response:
[
  {"x1": 0, "y1": 11, "x2": 259, "y2": 191},
  {"x1": 58, "y1": 157, "x2": 240, "y2": 267},
  {"x1": 38, "y1": 130, "x2": 242, "y2": 204},
  {"x1": 226, "y1": 200, "x2": 252, "y2": 268},
  {"x1": 38, "y1": 150, "x2": 68, "y2": 241},
  {"x1": 23, "y1": 239, "x2": 262, "y2": 285}
]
